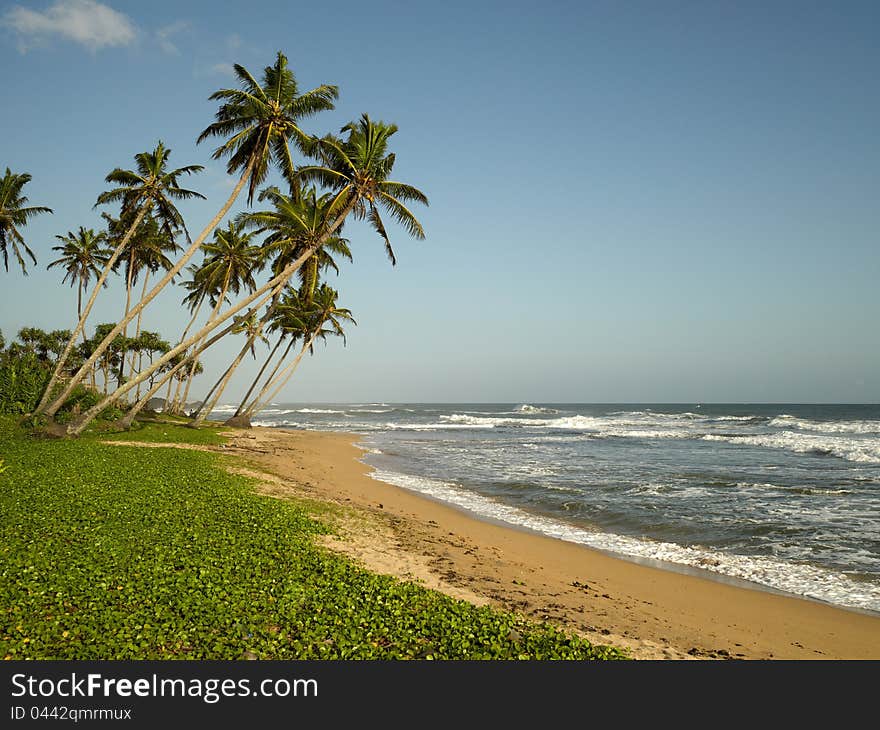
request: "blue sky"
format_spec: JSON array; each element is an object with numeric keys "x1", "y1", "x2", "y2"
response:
[{"x1": 1, "y1": 0, "x2": 877, "y2": 403}]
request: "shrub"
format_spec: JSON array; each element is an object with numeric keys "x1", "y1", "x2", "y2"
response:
[{"x1": 0, "y1": 350, "x2": 50, "y2": 414}]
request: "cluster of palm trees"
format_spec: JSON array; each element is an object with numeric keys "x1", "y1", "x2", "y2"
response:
[{"x1": 1, "y1": 51, "x2": 427, "y2": 436}]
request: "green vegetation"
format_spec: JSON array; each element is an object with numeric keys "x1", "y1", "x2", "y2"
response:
[
  {"x1": 96, "y1": 420, "x2": 228, "y2": 446},
  {"x1": 0, "y1": 416, "x2": 626, "y2": 660},
  {"x1": 0, "y1": 328, "x2": 135, "y2": 424}
]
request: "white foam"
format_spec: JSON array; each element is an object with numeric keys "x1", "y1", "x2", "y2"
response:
[
  {"x1": 769, "y1": 415, "x2": 880, "y2": 435},
  {"x1": 515, "y1": 404, "x2": 559, "y2": 414},
  {"x1": 209, "y1": 403, "x2": 237, "y2": 414},
  {"x1": 366, "y1": 467, "x2": 880, "y2": 613},
  {"x1": 703, "y1": 431, "x2": 880, "y2": 464}
]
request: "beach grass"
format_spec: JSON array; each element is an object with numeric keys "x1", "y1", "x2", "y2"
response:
[{"x1": 0, "y1": 416, "x2": 627, "y2": 660}]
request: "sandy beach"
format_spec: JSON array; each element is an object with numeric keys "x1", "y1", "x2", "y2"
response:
[{"x1": 203, "y1": 426, "x2": 880, "y2": 660}]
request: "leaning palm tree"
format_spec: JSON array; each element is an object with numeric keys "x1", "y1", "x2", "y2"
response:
[
  {"x1": 236, "y1": 284, "x2": 355, "y2": 426},
  {"x1": 46, "y1": 53, "x2": 338, "y2": 425},
  {"x1": 297, "y1": 114, "x2": 428, "y2": 264},
  {"x1": 161, "y1": 264, "x2": 211, "y2": 413},
  {"x1": 190, "y1": 311, "x2": 271, "y2": 426},
  {"x1": 228, "y1": 211, "x2": 351, "y2": 422},
  {"x1": 209, "y1": 186, "x2": 352, "y2": 421},
  {"x1": 47, "y1": 227, "x2": 111, "y2": 339},
  {"x1": 109, "y1": 214, "x2": 180, "y2": 390},
  {"x1": 222, "y1": 285, "x2": 310, "y2": 428},
  {"x1": 170, "y1": 220, "x2": 264, "y2": 414},
  {"x1": 36, "y1": 142, "x2": 204, "y2": 416},
  {"x1": 69, "y1": 113, "x2": 426, "y2": 436},
  {"x1": 0, "y1": 168, "x2": 52, "y2": 274}
]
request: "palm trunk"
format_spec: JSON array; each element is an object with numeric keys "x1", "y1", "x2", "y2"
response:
[
  {"x1": 191, "y1": 299, "x2": 278, "y2": 425},
  {"x1": 45, "y1": 155, "x2": 258, "y2": 420},
  {"x1": 192, "y1": 295, "x2": 281, "y2": 423},
  {"x1": 34, "y1": 203, "x2": 151, "y2": 414},
  {"x1": 120, "y1": 251, "x2": 137, "y2": 391},
  {"x1": 246, "y1": 332, "x2": 317, "y2": 419},
  {"x1": 132, "y1": 271, "x2": 151, "y2": 402},
  {"x1": 118, "y1": 359, "x2": 188, "y2": 429},
  {"x1": 164, "y1": 298, "x2": 203, "y2": 411},
  {"x1": 77, "y1": 279, "x2": 83, "y2": 329},
  {"x1": 191, "y1": 344, "x2": 250, "y2": 426},
  {"x1": 77, "y1": 279, "x2": 97, "y2": 390},
  {"x1": 177, "y1": 274, "x2": 231, "y2": 415},
  {"x1": 240, "y1": 339, "x2": 294, "y2": 417},
  {"x1": 68, "y1": 194, "x2": 356, "y2": 436},
  {"x1": 232, "y1": 337, "x2": 284, "y2": 418}
]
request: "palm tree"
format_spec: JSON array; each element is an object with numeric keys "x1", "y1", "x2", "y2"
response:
[
  {"x1": 213, "y1": 186, "x2": 352, "y2": 421},
  {"x1": 169, "y1": 220, "x2": 264, "y2": 414},
  {"x1": 69, "y1": 112, "x2": 425, "y2": 436},
  {"x1": 161, "y1": 265, "x2": 210, "y2": 413},
  {"x1": 297, "y1": 114, "x2": 428, "y2": 263},
  {"x1": 112, "y1": 216, "x2": 181, "y2": 398},
  {"x1": 0, "y1": 168, "x2": 52, "y2": 274},
  {"x1": 191, "y1": 311, "x2": 271, "y2": 427},
  {"x1": 237, "y1": 284, "x2": 355, "y2": 425},
  {"x1": 228, "y1": 206, "x2": 351, "y2": 421},
  {"x1": 36, "y1": 142, "x2": 204, "y2": 416},
  {"x1": 47, "y1": 228, "x2": 112, "y2": 345},
  {"x1": 50, "y1": 53, "x2": 338, "y2": 426},
  {"x1": 223, "y1": 285, "x2": 308, "y2": 428}
]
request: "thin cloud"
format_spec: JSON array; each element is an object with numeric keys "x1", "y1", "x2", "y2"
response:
[
  {"x1": 2, "y1": 0, "x2": 137, "y2": 52},
  {"x1": 156, "y1": 19, "x2": 188, "y2": 55},
  {"x1": 209, "y1": 62, "x2": 234, "y2": 76}
]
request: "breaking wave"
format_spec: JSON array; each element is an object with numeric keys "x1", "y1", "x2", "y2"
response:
[{"x1": 703, "y1": 432, "x2": 880, "y2": 464}]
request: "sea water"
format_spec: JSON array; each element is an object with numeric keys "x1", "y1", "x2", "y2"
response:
[{"x1": 208, "y1": 403, "x2": 880, "y2": 613}]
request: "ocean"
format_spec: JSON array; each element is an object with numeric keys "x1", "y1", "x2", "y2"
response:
[{"x1": 208, "y1": 402, "x2": 880, "y2": 614}]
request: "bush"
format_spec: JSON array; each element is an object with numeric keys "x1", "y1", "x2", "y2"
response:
[{"x1": 0, "y1": 350, "x2": 50, "y2": 414}]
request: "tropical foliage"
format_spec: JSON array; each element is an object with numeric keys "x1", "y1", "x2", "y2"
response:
[
  {"x1": 12, "y1": 50, "x2": 426, "y2": 437},
  {"x1": 0, "y1": 168, "x2": 52, "y2": 274}
]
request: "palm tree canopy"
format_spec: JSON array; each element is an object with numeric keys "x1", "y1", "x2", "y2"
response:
[
  {"x1": 188, "y1": 219, "x2": 265, "y2": 308},
  {"x1": 296, "y1": 114, "x2": 428, "y2": 265},
  {"x1": 241, "y1": 185, "x2": 352, "y2": 296},
  {"x1": 305, "y1": 283, "x2": 355, "y2": 347},
  {"x1": 197, "y1": 51, "x2": 339, "y2": 204},
  {"x1": 0, "y1": 168, "x2": 53, "y2": 274},
  {"x1": 107, "y1": 213, "x2": 181, "y2": 286},
  {"x1": 272, "y1": 283, "x2": 355, "y2": 347},
  {"x1": 48, "y1": 227, "x2": 112, "y2": 289},
  {"x1": 94, "y1": 141, "x2": 204, "y2": 241}
]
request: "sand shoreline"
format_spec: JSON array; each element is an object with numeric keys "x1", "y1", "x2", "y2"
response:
[{"x1": 210, "y1": 426, "x2": 880, "y2": 660}]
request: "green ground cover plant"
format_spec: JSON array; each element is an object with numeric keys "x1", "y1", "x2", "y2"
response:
[{"x1": 0, "y1": 416, "x2": 626, "y2": 660}]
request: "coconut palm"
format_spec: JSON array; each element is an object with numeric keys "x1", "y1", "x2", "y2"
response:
[
  {"x1": 218, "y1": 186, "x2": 352, "y2": 420},
  {"x1": 191, "y1": 311, "x2": 271, "y2": 426},
  {"x1": 70, "y1": 112, "x2": 425, "y2": 436},
  {"x1": 229, "y1": 217, "x2": 351, "y2": 421},
  {"x1": 222, "y1": 285, "x2": 309, "y2": 428},
  {"x1": 238, "y1": 284, "x2": 355, "y2": 425},
  {"x1": 168, "y1": 220, "x2": 264, "y2": 414},
  {"x1": 111, "y1": 216, "x2": 181, "y2": 398},
  {"x1": 198, "y1": 51, "x2": 340, "y2": 203},
  {"x1": 0, "y1": 168, "x2": 52, "y2": 274},
  {"x1": 161, "y1": 265, "x2": 211, "y2": 412},
  {"x1": 49, "y1": 53, "x2": 338, "y2": 426},
  {"x1": 47, "y1": 228, "x2": 112, "y2": 340},
  {"x1": 297, "y1": 114, "x2": 428, "y2": 263},
  {"x1": 37, "y1": 142, "x2": 204, "y2": 415}
]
